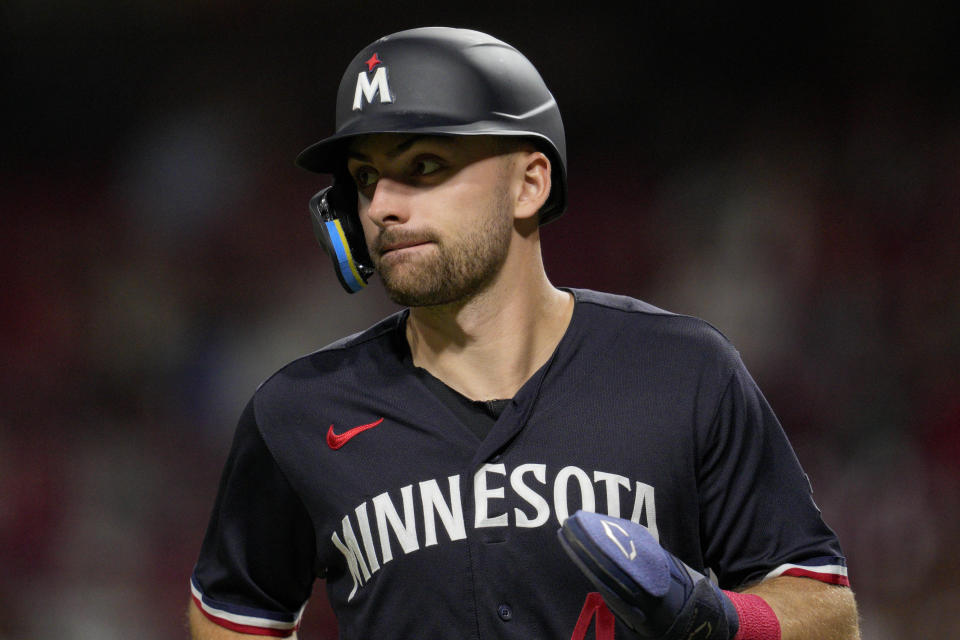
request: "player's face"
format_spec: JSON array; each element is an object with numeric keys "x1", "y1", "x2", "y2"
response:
[{"x1": 347, "y1": 134, "x2": 516, "y2": 307}]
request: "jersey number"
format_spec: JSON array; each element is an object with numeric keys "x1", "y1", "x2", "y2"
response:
[{"x1": 570, "y1": 592, "x2": 615, "y2": 640}]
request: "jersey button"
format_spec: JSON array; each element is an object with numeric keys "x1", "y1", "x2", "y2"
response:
[{"x1": 497, "y1": 604, "x2": 513, "y2": 621}]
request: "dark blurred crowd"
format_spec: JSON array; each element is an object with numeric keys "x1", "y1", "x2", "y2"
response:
[{"x1": 2, "y1": 3, "x2": 958, "y2": 638}]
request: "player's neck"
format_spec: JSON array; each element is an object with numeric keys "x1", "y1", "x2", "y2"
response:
[{"x1": 405, "y1": 267, "x2": 573, "y2": 401}]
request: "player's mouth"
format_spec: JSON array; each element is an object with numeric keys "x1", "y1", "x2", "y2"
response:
[
  {"x1": 375, "y1": 232, "x2": 437, "y2": 260},
  {"x1": 380, "y1": 240, "x2": 431, "y2": 256}
]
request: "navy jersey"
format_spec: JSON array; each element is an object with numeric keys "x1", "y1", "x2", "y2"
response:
[{"x1": 191, "y1": 289, "x2": 848, "y2": 639}]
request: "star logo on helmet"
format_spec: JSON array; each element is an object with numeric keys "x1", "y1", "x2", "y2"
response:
[{"x1": 365, "y1": 53, "x2": 382, "y2": 72}]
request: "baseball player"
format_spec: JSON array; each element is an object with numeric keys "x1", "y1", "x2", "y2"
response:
[{"x1": 189, "y1": 27, "x2": 859, "y2": 640}]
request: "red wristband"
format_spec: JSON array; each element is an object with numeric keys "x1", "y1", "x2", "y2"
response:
[{"x1": 723, "y1": 591, "x2": 781, "y2": 640}]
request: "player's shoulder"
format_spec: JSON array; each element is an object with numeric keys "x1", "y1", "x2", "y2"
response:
[
  {"x1": 569, "y1": 288, "x2": 740, "y2": 364},
  {"x1": 255, "y1": 310, "x2": 407, "y2": 397},
  {"x1": 309, "y1": 310, "x2": 406, "y2": 356},
  {"x1": 571, "y1": 288, "x2": 728, "y2": 340},
  {"x1": 571, "y1": 288, "x2": 674, "y2": 317}
]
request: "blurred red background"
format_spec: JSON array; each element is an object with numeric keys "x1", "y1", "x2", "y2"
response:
[{"x1": 2, "y1": 2, "x2": 958, "y2": 638}]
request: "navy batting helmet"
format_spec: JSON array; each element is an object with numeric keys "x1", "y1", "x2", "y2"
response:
[{"x1": 297, "y1": 27, "x2": 567, "y2": 293}]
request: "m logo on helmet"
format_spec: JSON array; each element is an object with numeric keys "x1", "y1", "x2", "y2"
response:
[{"x1": 352, "y1": 54, "x2": 393, "y2": 111}]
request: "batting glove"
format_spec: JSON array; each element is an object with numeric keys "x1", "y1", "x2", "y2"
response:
[{"x1": 559, "y1": 510, "x2": 740, "y2": 640}]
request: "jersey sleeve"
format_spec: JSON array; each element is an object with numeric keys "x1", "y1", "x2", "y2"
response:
[
  {"x1": 695, "y1": 349, "x2": 849, "y2": 590},
  {"x1": 191, "y1": 399, "x2": 317, "y2": 637}
]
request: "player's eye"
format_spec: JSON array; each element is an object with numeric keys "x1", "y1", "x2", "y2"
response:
[
  {"x1": 353, "y1": 167, "x2": 379, "y2": 188},
  {"x1": 412, "y1": 158, "x2": 443, "y2": 176}
]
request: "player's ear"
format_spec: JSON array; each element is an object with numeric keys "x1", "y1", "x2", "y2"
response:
[{"x1": 513, "y1": 150, "x2": 551, "y2": 223}]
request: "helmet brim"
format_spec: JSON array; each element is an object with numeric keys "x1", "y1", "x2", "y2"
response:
[{"x1": 297, "y1": 121, "x2": 557, "y2": 172}]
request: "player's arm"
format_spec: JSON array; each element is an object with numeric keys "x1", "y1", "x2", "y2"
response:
[
  {"x1": 740, "y1": 575, "x2": 859, "y2": 640},
  {"x1": 189, "y1": 401, "x2": 315, "y2": 639}
]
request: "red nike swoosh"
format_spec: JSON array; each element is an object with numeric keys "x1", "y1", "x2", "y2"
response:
[{"x1": 326, "y1": 417, "x2": 384, "y2": 450}]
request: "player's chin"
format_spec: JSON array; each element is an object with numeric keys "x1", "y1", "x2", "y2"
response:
[
  {"x1": 379, "y1": 269, "x2": 430, "y2": 302},
  {"x1": 380, "y1": 272, "x2": 465, "y2": 307},
  {"x1": 384, "y1": 287, "x2": 455, "y2": 307}
]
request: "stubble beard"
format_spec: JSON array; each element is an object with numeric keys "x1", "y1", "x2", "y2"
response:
[{"x1": 372, "y1": 186, "x2": 514, "y2": 308}]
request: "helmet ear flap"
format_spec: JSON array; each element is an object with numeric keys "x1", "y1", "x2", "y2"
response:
[{"x1": 309, "y1": 179, "x2": 375, "y2": 293}]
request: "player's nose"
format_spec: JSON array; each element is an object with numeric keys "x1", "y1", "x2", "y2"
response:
[{"x1": 365, "y1": 178, "x2": 413, "y2": 227}]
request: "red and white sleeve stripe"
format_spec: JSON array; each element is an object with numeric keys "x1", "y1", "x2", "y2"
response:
[
  {"x1": 190, "y1": 578, "x2": 304, "y2": 637},
  {"x1": 763, "y1": 558, "x2": 849, "y2": 587}
]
